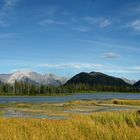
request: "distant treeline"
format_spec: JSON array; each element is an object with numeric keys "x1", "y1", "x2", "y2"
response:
[{"x1": 0, "y1": 81, "x2": 139, "y2": 95}]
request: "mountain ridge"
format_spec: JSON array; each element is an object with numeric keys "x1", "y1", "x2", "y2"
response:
[
  {"x1": 0, "y1": 71, "x2": 68, "y2": 86},
  {"x1": 0, "y1": 71, "x2": 139, "y2": 87},
  {"x1": 65, "y1": 71, "x2": 131, "y2": 87}
]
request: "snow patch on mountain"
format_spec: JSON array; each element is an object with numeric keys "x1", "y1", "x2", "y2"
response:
[
  {"x1": 7, "y1": 71, "x2": 43, "y2": 84},
  {"x1": 121, "y1": 77, "x2": 136, "y2": 85},
  {"x1": 0, "y1": 71, "x2": 68, "y2": 86}
]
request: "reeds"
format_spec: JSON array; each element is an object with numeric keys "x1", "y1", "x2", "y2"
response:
[{"x1": 0, "y1": 111, "x2": 139, "y2": 140}]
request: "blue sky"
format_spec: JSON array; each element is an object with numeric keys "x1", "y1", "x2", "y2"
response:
[{"x1": 0, "y1": 0, "x2": 140, "y2": 80}]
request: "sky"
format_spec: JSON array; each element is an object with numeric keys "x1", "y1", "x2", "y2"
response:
[{"x1": 0, "y1": 0, "x2": 140, "y2": 80}]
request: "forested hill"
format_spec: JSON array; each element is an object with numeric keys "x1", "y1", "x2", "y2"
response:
[
  {"x1": 64, "y1": 72, "x2": 140, "y2": 93},
  {"x1": 65, "y1": 72, "x2": 130, "y2": 86}
]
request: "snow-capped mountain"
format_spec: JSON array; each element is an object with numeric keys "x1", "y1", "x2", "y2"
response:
[
  {"x1": 43, "y1": 74, "x2": 68, "y2": 86},
  {"x1": 121, "y1": 77, "x2": 137, "y2": 85},
  {"x1": 0, "y1": 71, "x2": 68, "y2": 86},
  {"x1": 0, "y1": 71, "x2": 136, "y2": 87},
  {"x1": 7, "y1": 71, "x2": 44, "y2": 84}
]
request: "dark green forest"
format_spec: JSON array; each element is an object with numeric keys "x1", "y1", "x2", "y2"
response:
[{"x1": 0, "y1": 81, "x2": 139, "y2": 95}]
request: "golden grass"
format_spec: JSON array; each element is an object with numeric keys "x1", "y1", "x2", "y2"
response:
[
  {"x1": 68, "y1": 100, "x2": 97, "y2": 105},
  {"x1": 0, "y1": 111, "x2": 140, "y2": 140}
]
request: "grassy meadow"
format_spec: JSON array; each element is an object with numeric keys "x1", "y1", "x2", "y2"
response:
[
  {"x1": 0, "y1": 99, "x2": 140, "y2": 140},
  {"x1": 0, "y1": 111, "x2": 139, "y2": 140}
]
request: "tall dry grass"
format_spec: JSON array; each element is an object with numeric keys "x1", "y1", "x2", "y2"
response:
[{"x1": 0, "y1": 111, "x2": 140, "y2": 140}]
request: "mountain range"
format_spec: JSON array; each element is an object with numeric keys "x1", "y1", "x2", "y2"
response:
[
  {"x1": 0, "y1": 71, "x2": 139, "y2": 87},
  {"x1": 0, "y1": 71, "x2": 68, "y2": 86}
]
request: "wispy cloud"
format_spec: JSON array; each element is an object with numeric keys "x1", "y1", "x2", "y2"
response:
[
  {"x1": 1, "y1": 0, "x2": 21, "y2": 15},
  {"x1": 102, "y1": 52, "x2": 120, "y2": 59},
  {"x1": 0, "y1": 0, "x2": 21, "y2": 27},
  {"x1": 73, "y1": 26, "x2": 91, "y2": 32},
  {"x1": 84, "y1": 17, "x2": 112, "y2": 28},
  {"x1": 99, "y1": 19, "x2": 112, "y2": 28},
  {"x1": 40, "y1": 63, "x2": 103, "y2": 69},
  {"x1": 39, "y1": 5, "x2": 72, "y2": 27},
  {"x1": 40, "y1": 63, "x2": 140, "y2": 75},
  {"x1": 122, "y1": 4, "x2": 140, "y2": 16},
  {"x1": 119, "y1": 4, "x2": 140, "y2": 33},
  {"x1": 127, "y1": 20, "x2": 140, "y2": 31},
  {"x1": 3, "y1": 0, "x2": 20, "y2": 11},
  {"x1": 40, "y1": 19, "x2": 67, "y2": 26},
  {"x1": 39, "y1": 15, "x2": 112, "y2": 30}
]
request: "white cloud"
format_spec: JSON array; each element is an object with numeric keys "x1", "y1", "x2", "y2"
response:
[
  {"x1": 122, "y1": 5, "x2": 140, "y2": 16},
  {"x1": 39, "y1": 63, "x2": 140, "y2": 75},
  {"x1": 0, "y1": 0, "x2": 21, "y2": 27},
  {"x1": 1, "y1": 0, "x2": 21, "y2": 13},
  {"x1": 102, "y1": 52, "x2": 120, "y2": 59},
  {"x1": 40, "y1": 19, "x2": 67, "y2": 26},
  {"x1": 40, "y1": 63, "x2": 103, "y2": 69},
  {"x1": 3, "y1": 0, "x2": 20, "y2": 10},
  {"x1": 99, "y1": 19, "x2": 111, "y2": 28},
  {"x1": 84, "y1": 17, "x2": 112, "y2": 28},
  {"x1": 74, "y1": 26, "x2": 91, "y2": 32},
  {"x1": 128, "y1": 20, "x2": 140, "y2": 31}
]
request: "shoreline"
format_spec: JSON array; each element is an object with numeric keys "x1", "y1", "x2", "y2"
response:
[{"x1": 0, "y1": 91, "x2": 140, "y2": 97}]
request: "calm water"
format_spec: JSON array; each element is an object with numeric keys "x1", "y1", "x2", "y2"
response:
[{"x1": 0, "y1": 93, "x2": 140, "y2": 104}]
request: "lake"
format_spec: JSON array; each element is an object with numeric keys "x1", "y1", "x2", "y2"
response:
[{"x1": 0, "y1": 93, "x2": 140, "y2": 103}]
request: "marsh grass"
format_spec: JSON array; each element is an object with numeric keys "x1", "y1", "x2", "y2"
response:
[
  {"x1": 112, "y1": 99, "x2": 140, "y2": 106},
  {"x1": 1, "y1": 99, "x2": 140, "y2": 119},
  {"x1": 68, "y1": 100, "x2": 97, "y2": 105},
  {"x1": 0, "y1": 111, "x2": 140, "y2": 140},
  {"x1": 15, "y1": 103, "x2": 32, "y2": 108}
]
